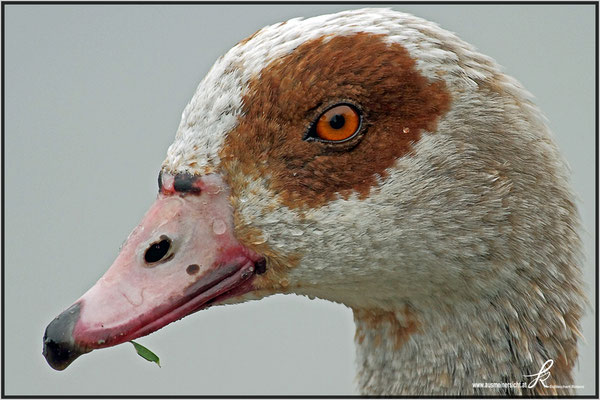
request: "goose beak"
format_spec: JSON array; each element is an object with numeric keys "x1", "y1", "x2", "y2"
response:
[{"x1": 42, "y1": 174, "x2": 264, "y2": 371}]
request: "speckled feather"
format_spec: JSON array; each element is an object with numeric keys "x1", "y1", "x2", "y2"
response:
[{"x1": 162, "y1": 8, "x2": 584, "y2": 395}]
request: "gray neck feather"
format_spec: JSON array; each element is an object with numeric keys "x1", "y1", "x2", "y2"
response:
[{"x1": 353, "y1": 287, "x2": 581, "y2": 395}]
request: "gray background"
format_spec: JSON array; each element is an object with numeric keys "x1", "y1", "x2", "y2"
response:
[{"x1": 4, "y1": 4, "x2": 596, "y2": 395}]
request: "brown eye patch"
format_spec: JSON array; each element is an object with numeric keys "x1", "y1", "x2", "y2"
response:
[{"x1": 221, "y1": 33, "x2": 451, "y2": 209}]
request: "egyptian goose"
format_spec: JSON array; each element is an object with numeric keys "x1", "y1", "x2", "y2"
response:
[{"x1": 43, "y1": 8, "x2": 584, "y2": 395}]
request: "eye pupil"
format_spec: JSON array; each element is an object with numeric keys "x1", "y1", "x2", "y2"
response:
[
  {"x1": 144, "y1": 238, "x2": 171, "y2": 263},
  {"x1": 329, "y1": 114, "x2": 345, "y2": 129}
]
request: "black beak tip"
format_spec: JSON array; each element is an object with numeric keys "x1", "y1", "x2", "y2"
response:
[{"x1": 42, "y1": 303, "x2": 89, "y2": 371}]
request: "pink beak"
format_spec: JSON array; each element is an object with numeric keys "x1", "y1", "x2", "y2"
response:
[{"x1": 42, "y1": 173, "x2": 265, "y2": 370}]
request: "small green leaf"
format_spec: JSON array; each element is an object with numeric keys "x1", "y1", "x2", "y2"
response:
[{"x1": 130, "y1": 341, "x2": 161, "y2": 367}]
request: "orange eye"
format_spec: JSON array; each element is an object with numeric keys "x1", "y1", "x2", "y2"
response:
[{"x1": 315, "y1": 104, "x2": 361, "y2": 142}]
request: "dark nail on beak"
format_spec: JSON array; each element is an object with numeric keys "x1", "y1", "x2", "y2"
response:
[{"x1": 42, "y1": 303, "x2": 90, "y2": 371}]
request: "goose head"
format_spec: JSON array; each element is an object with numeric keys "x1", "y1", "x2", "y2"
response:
[{"x1": 43, "y1": 8, "x2": 584, "y2": 394}]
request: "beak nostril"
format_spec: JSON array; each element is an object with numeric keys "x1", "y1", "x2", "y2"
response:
[{"x1": 144, "y1": 236, "x2": 172, "y2": 264}]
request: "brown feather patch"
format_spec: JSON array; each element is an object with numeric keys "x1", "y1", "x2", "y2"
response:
[
  {"x1": 220, "y1": 33, "x2": 451, "y2": 209},
  {"x1": 353, "y1": 306, "x2": 421, "y2": 350}
]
